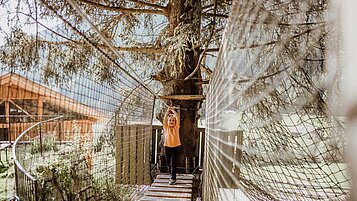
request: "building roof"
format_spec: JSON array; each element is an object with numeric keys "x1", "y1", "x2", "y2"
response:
[{"x1": 0, "y1": 72, "x2": 108, "y2": 120}]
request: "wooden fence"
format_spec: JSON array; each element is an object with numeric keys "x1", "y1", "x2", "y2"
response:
[
  {"x1": 115, "y1": 124, "x2": 152, "y2": 185},
  {"x1": 0, "y1": 117, "x2": 94, "y2": 141},
  {"x1": 115, "y1": 125, "x2": 206, "y2": 185}
]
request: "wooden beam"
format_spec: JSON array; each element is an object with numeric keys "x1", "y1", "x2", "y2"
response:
[
  {"x1": 194, "y1": 80, "x2": 210, "y2": 85},
  {"x1": 8, "y1": 99, "x2": 35, "y2": 120},
  {"x1": 159, "y1": 95, "x2": 205, "y2": 101}
]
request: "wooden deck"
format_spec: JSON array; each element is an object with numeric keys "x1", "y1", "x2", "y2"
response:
[{"x1": 140, "y1": 174, "x2": 194, "y2": 201}]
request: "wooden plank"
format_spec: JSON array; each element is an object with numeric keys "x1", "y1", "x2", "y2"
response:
[
  {"x1": 140, "y1": 197, "x2": 191, "y2": 201},
  {"x1": 148, "y1": 186, "x2": 192, "y2": 193},
  {"x1": 151, "y1": 183, "x2": 192, "y2": 189},
  {"x1": 129, "y1": 125, "x2": 137, "y2": 185},
  {"x1": 144, "y1": 191, "x2": 191, "y2": 199},
  {"x1": 154, "y1": 179, "x2": 193, "y2": 184},
  {"x1": 115, "y1": 125, "x2": 123, "y2": 184},
  {"x1": 143, "y1": 125, "x2": 151, "y2": 184},
  {"x1": 0, "y1": 85, "x2": 39, "y2": 100},
  {"x1": 0, "y1": 85, "x2": 9, "y2": 100},
  {"x1": 159, "y1": 95, "x2": 205, "y2": 101},
  {"x1": 194, "y1": 80, "x2": 210, "y2": 85},
  {"x1": 123, "y1": 125, "x2": 130, "y2": 184},
  {"x1": 137, "y1": 125, "x2": 144, "y2": 184},
  {"x1": 156, "y1": 174, "x2": 194, "y2": 180}
]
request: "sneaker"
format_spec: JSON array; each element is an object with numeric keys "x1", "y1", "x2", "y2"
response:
[{"x1": 169, "y1": 179, "x2": 176, "y2": 185}]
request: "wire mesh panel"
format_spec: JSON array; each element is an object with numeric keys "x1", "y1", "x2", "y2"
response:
[
  {"x1": 0, "y1": 0, "x2": 156, "y2": 199},
  {"x1": 204, "y1": 0, "x2": 350, "y2": 200},
  {"x1": 4, "y1": 61, "x2": 155, "y2": 200}
]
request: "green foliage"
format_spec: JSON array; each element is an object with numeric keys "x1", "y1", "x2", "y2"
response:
[
  {"x1": 30, "y1": 133, "x2": 59, "y2": 154},
  {"x1": 0, "y1": 0, "x2": 229, "y2": 84},
  {"x1": 0, "y1": 151, "x2": 15, "y2": 201},
  {"x1": 35, "y1": 157, "x2": 92, "y2": 200},
  {"x1": 0, "y1": 28, "x2": 40, "y2": 71},
  {"x1": 29, "y1": 123, "x2": 133, "y2": 200},
  {"x1": 0, "y1": 163, "x2": 9, "y2": 175}
]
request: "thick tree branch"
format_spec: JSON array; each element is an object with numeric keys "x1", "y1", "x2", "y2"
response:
[
  {"x1": 108, "y1": 45, "x2": 163, "y2": 53},
  {"x1": 41, "y1": 40, "x2": 164, "y2": 53},
  {"x1": 235, "y1": 25, "x2": 325, "y2": 49},
  {"x1": 77, "y1": 0, "x2": 166, "y2": 15},
  {"x1": 185, "y1": 0, "x2": 218, "y2": 81},
  {"x1": 127, "y1": 0, "x2": 167, "y2": 11}
]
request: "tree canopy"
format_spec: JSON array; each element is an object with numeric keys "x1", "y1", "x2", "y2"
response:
[{"x1": 0, "y1": 0, "x2": 231, "y2": 84}]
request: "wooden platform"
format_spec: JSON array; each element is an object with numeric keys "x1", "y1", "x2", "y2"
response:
[{"x1": 140, "y1": 174, "x2": 194, "y2": 201}]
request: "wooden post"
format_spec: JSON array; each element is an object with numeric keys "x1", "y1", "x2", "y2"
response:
[
  {"x1": 5, "y1": 99, "x2": 10, "y2": 141},
  {"x1": 5, "y1": 99, "x2": 9, "y2": 123},
  {"x1": 38, "y1": 96, "x2": 43, "y2": 121}
]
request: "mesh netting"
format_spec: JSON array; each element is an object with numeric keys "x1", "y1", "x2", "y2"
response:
[
  {"x1": 204, "y1": 0, "x2": 350, "y2": 200},
  {"x1": 0, "y1": 0, "x2": 157, "y2": 200}
]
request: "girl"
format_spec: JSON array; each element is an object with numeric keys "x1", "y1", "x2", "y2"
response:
[{"x1": 163, "y1": 106, "x2": 181, "y2": 184}]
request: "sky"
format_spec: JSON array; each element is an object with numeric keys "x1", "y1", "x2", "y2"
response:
[{"x1": 0, "y1": 1, "x2": 60, "y2": 46}]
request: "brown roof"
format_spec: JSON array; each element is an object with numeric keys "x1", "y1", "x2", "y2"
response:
[{"x1": 0, "y1": 73, "x2": 108, "y2": 120}]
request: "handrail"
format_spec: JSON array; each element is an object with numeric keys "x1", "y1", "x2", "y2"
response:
[{"x1": 12, "y1": 116, "x2": 64, "y2": 181}]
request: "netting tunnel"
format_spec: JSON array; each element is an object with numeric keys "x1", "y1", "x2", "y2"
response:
[{"x1": 204, "y1": 1, "x2": 350, "y2": 201}]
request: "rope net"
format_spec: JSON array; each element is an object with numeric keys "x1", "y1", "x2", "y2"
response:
[
  {"x1": 0, "y1": 0, "x2": 157, "y2": 200},
  {"x1": 204, "y1": 0, "x2": 350, "y2": 200}
]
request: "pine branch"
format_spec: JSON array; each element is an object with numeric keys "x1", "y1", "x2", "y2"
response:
[
  {"x1": 127, "y1": 0, "x2": 167, "y2": 11},
  {"x1": 41, "y1": 40, "x2": 163, "y2": 53},
  {"x1": 77, "y1": 0, "x2": 165, "y2": 15}
]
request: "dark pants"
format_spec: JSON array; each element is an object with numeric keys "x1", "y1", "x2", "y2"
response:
[{"x1": 165, "y1": 146, "x2": 179, "y2": 180}]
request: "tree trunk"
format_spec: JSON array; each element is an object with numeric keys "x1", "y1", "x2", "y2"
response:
[{"x1": 158, "y1": 0, "x2": 203, "y2": 169}]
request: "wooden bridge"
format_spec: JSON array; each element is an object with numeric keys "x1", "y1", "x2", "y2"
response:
[{"x1": 140, "y1": 174, "x2": 195, "y2": 201}]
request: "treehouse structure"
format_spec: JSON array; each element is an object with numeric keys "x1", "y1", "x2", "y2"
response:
[{"x1": 0, "y1": 72, "x2": 106, "y2": 141}]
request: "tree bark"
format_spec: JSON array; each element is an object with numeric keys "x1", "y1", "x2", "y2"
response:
[{"x1": 159, "y1": 0, "x2": 203, "y2": 169}]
